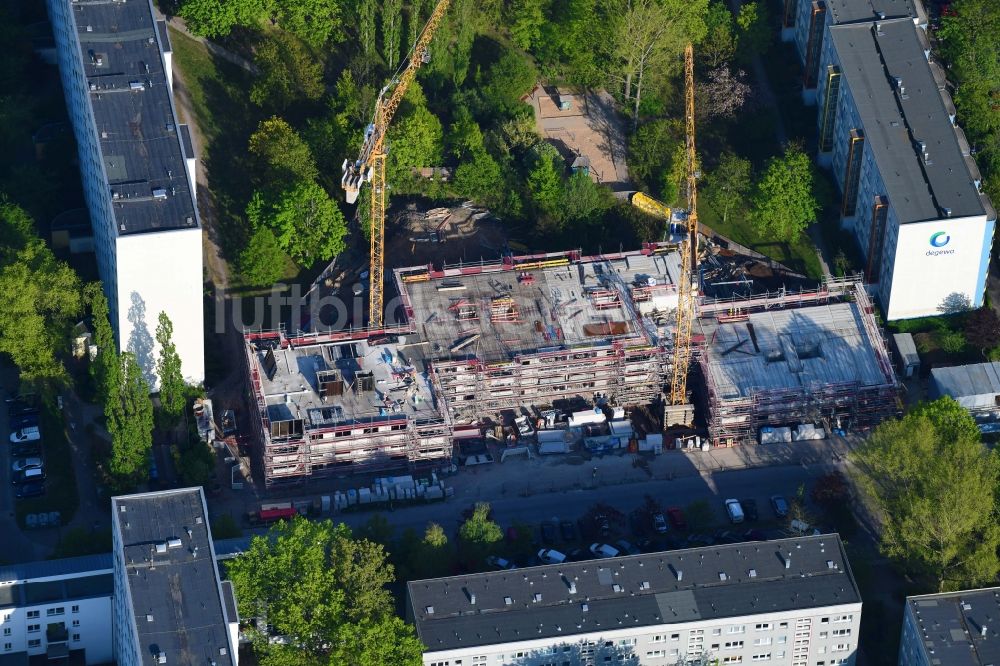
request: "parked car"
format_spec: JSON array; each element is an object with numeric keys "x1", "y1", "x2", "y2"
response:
[
  {"x1": 725, "y1": 499, "x2": 745, "y2": 524},
  {"x1": 6, "y1": 398, "x2": 38, "y2": 418},
  {"x1": 741, "y1": 499, "x2": 759, "y2": 522},
  {"x1": 15, "y1": 481, "x2": 45, "y2": 499},
  {"x1": 12, "y1": 467, "x2": 45, "y2": 485},
  {"x1": 486, "y1": 555, "x2": 517, "y2": 570},
  {"x1": 11, "y1": 457, "x2": 42, "y2": 473},
  {"x1": 12, "y1": 443, "x2": 40, "y2": 458},
  {"x1": 770, "y1": 495, "x2": 790, "y2": 518},
  {"x1": 614, "y1": 539, "x2": 640, "y2": 555},
  {"x1": 540, "y1": 521, "x2": 557, "y2": 543},
  {"x1": 9, "y1": 426, "x2": 40, "y2": 443},
  {"x1": 685, "y1": 534, "x2": 715, "y2": 548},
  {"x1": 593, "y1": 513, "x2": 611, "y2": 537},
  {"x1": 537, "y1": 548, "x2": 567, "y2": 564},
  {"x1": 8, "y1": 412, "x2": 38, "y2": 431},
  {"x1": 589, "y1": 543, "x2": 620, "y2": 558},
  {"x1": 790, "y1": 519, "x2": 821, "y2": 536},
  {"x1": 666, "y1": 507, "x2": 687, "y2": 530},
  {"x1": 652, "y1": 512, "x2": 668, "y2": 534},
  {"x1": 559, "y1": 520, "x2": 577, "y2": 541}
]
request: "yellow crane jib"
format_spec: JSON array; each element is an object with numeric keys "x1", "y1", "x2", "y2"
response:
[
  {"x1": 630, "y1": 191, "x2": 672, "y2": 220},
  {"x1": 340, "y1": 0, "x2": 452, "y2": 329}
]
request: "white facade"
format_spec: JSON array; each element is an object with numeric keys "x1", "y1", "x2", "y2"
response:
[
  {"x1": 0, "y1": 560, "x2": 114, "y2": 664},
  {"x1": 47, "y1": 0, "x2": 205, "y2": 386},
  {"x1": 115, "y1": 228, "x2": 205, "y2": 385},
  {"x1": 422, "y1": 605, "x2": 862, "y2": 666}
]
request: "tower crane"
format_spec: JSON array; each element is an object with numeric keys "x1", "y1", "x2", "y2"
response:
[
  {"x1": 342, "y1": 0, "x2": 452, "y2": 329},
  {"x1": 668, "y1": 43, "x2": 699, "y2": 415}
]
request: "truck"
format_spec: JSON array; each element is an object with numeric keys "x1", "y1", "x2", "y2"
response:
[{"x1": 247, "y1": 502, "x2": 299, "y2": 526}]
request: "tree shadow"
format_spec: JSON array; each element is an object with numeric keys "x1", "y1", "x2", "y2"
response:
[{"x1": 126, "y1": 291, "x2": 156, "y2": 387}]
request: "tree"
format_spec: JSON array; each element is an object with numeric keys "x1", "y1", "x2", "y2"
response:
[
  {"x1": 750, "y1": 145, "x2": 818, "y2": 241},
  {"x1": 86, "y1": 283, "x2": 120, "y2": 405},
  {"x1": 381, "y1": 0, "x2": 404, "y2": 70},
  {"x1": 358, "y1": 0, "x2": 378, "y2": 61},
  {"x1": 107, "y1": 352, "x2": 154, "y2": 488},
  {"x1": 273, "y1": 0, "x2": 343, "y2": 47},
  {"x1": 248, "y1": 117, "x2": 319, "y2": 188},
  {"x1": 453, "y1": 150, "x2": 504, "y2": 207},
  {"x1": 0, "y1": 200, "x2": 83, "y2": 389},
  {"x1": 507, "y1": 0, "x2": 548, "y2": 50},
  {"x1": 698, "y1": 67, "x2": 752, "y2": 120},
  {"x1": 424, "y1": 522, "x2": 449, "y2": 548},
  {"x1": 526, "y1": 143, "x2": 565, "y2": 217},
  {"x1": 154, "y1": 312, "x2": 185, "y2": 428},
  {"x1": 610, "y1": 0, "x2": 708, "y2": 127},
  {"x1": 480, "y1": 50, "x2": 539, "y2": 113},
  {"x1": 851, "y1": 397, "x2": 1000, "y2": 592},
  {"x1": 940, "y1": 0, "x2": 1000, "y2": 141},
  {"x1": 247, "y1": 182, "x2": 348, "y2": 267},
  {"x1": 706, "y1": 153, "x2": 752, "y2": 225},
  {"x1": 562, "y1": 171, "x2": 615, "y2": 225},
  {"x1": 238, "y1": 227, "x2": 287, "y2": 287},
  {"x1": 446, "y1": 106, "x2": 485, "y2": 160},
  {"x1": 702, "y1": 0, "x2": 736, "y2": 68},
  {"x1": 386, "y1": 102, "x2": 444, "y2": 183},
  {"x1": 628, "y1": 119, "x2": 682, "y2": 198},
  {"x1": 179, "y1": 0, "x2": 270, "y2": 38},
  {"x1": 459, "y1": 502, "x2": 503, "y2": 544},
  {"x1": 228, "y1": 517, "x2": 423, "y2": 665},
  {"x1": 736, "y1": 1, "x2": 771, "y2": 59},
  {"x1": 251, "y1": 33, "x2": 324, "y2": 112},
  {"x1": 966, "y1": 307, "x2": 1000, "y2": 356}
]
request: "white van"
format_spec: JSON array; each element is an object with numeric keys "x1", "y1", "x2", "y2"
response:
[
  {"x1": 537, "y1": 549, "x2": 567, "y2": 565},
  {"x1": 725, "y1": 499, "x2": 745, "y2": 524},
  {"x1": 9, "y1": 426, "x2": 40, "y2": 443}
]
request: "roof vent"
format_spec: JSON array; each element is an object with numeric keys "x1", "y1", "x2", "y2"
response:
[
  {"x1": 962, "y1": 601, "x2": 973, "y2": 611},
  {"x1": 612, "y1": 584, "x2": 623, "y2": 592},
  {"x1": 784, "y1": 554, "x2": 791, "y2": 569},
  {"x1": 157, "y1": 653, "x2": 166, "y2": 664},
  {"x1": 195, "y1": 516, "x2": 203, "y2": 524},
  {"x1": 676, "y1": 569, "x2": 683, "y2": 581},
  {"x1": 425, "y1": 606, "x2": 434, "y2": 614},
  {"x1": 982, "y1": 625, "x2": 988, "y2": 638},
  {"x1": 749, "y1": 569, "x2": 757, "y2": 578},
  {"x1": 640, "y1": 581, "x2": 650, "y2": 590},
  {"x1": 581, "y1": 603, "x2": 589, "y2": 612},
  {"x1": 129, "y1": 81, "x2": 145, "y2": 91},
  {"x1": 943, "y1": 207, "x2": 952, "y2": 217},
  {"x1": 120, "y1": 505, "x2": 126, "y2": 512},
  {"x1": 533, "y1": 593, "x2": 542, "y2": 603},
  {"x1": 827, "y1": 560, "x2": 835, "y2": 569},
  {"x1": 153, "y1": 188, "x2": 168, "y2": 199},
  {"x1": 567, "y1": 580, "x2": 577, "y2": 594},
  {"x1": 155, "y1": 542, "x2": 167, "y2": 554},
  {"x1": 504, "y1": 596, "x2": 513, "y2": 606},
  {"x1": 878, "y1": 10, "x2": 886, "y2": 18},
  {"x1": 146, "y1": 614, "x2": 154, "y2": 623},
  {"x1": 719, "y1": 572, "x2": 728, "y2": 581},
  {"x1": 167, "y1": 538, "x2": 182, "y2": 549},
  {"x1": 220, "y1": 648, "x2": 227, "y2": 656}
]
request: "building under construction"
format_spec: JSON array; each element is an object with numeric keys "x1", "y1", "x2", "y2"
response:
[
  {"x1": 242, "y1": 245, "x2": 900, "y2": 486},
  {"x1": 695, "y1": 279, "x2": 899, "y2": 446}
]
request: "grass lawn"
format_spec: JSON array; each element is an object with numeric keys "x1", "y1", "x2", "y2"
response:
[
  {"x1": 15, "y1": 400, "x2": 79, "y2": 527},
  {"x1": 698, "y1": 195, "x2": 824, "y2": 279}
]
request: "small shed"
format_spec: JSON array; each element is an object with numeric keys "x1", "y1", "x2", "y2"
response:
[
  {"x1": 556, "y1": 87, "x2": 576, "y2": 111},
  {"x1": 930, "y1": 362, "x2": 1000, "y2": 414},
  {"x1": 570, "y1": 154, "x2": 591, "y2": 176},
  {"x1": 891, "y1": 332, "x2": 920, "y2": 378}
]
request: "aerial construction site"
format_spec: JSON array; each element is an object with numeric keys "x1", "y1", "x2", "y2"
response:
[{"x1": 239, "y1": 36, "x2": 900, "y2": 489}]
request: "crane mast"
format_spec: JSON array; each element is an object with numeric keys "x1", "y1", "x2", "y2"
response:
[
  {"x1": 668, "y1": 43, "x2": 699, "y2": 407},
  {"x1": 342, "y1": 0, "x2": 452, "y2": 329}
]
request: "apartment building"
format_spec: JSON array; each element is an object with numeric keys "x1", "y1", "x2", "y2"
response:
[
  {"x1": 112, "y1": 488, "x2": 237, "y2": 666},
  {"x1": 409, "y1": 535, "x2": 862, "y2": 666},
  {"x1": 898, "y1": 587, "x2": 1000, "y2": 665},
  {"x1": 47, "y1": 0, "x2": 205, "y2": 384}
]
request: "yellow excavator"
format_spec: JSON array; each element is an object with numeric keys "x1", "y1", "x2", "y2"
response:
[{"x1": 341, "y1": 0, "x2": 452, "y2": 329}]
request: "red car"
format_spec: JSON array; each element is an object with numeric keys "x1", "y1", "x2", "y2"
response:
[{"x1": 666, "y1": 507, "x2": 687, "y2": 530}]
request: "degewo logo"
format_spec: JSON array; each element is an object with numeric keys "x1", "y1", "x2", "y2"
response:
[{"x1": 927, "y1": 231, "x2": 955, "y2": 256}]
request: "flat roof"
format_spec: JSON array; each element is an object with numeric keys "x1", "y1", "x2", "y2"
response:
[
  {"x1": 698, "y1": 301, "x2": 892, "y2": 400},
  {"x1": 74, "y1": 0, "x2": 198, "y2": 235},
  {"x1": 112, "y1": 488, "x2": 234, "y2": 666},
  {"x1": 826, "y1": 0, "x2": 916, "y2": 24},
  {"x1": 907, "y1": 587, "x2": 1000, "y2": 665},
  {"x1": 931, "y1": 362, "x2": 1000, "y2": 400},
  {"x1": 251, "y1": 337, "x2": 442, "y2": 427},
  {"x1": 409, "y1": 535, "x2": 861, "y2": 653},
  {"x1": 398, "y1": 251, "x2": 679, "y2": 363},
  {"x1": 830, "y1": 19, "x2": 985, "y2": 223},
  {"x1": 0, "y1": 553, "x2": 112, "y2": 584}
]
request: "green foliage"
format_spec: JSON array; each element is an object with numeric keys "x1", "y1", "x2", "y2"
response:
[
  {"x1": 736, "y1": 1, "x2": 771, "y2": 59},
  {"x1": 381, "y1": 0, "x2": 404, "y2": 70},
  {"x1": 533, "y1": 0, "x2": 601, "y2": 85},
  {"x1": 0, "y1": 199, "x2": 83, "y2": 390},
  {"x1": 86, "y1": 284, "x2": 119, "y2": 405},
  {"x1": 155, "y1": 312, "x2": 185, "y2": 427},
  {"x1": 459, "y1": 502, "x2": 503, "y2": 544},
  {"x1": 966, "y1": 307, "x2": 1000, "y2": 355},
  {"x1": 424, "y1": 522, "x2": 449, "y2": 548},
  {"x1": 628, "y1": 120, "x2": 683, "y2": 200},
  {"x1": 250, "y1": 33, "x2": 324, "y2": 112},
  {"x1": 211, "y1": 514, "x2": 243, "y2": 539},
  {"x1": 238, "y1": 227, "x2": 287, "y2": 287},
  {"x1": 447, "y1": 106, "x2": 486, "y2": 159},
  {"x1": 561, "y1": 172, "x2": 615, "y2": 226},
  {"x1": 387, "y1": 99, "x2": 444, "y2": 183},
  {"x1": 506, "y1": 0, "x2": 548, "y2": 50},
  {"x1": 453, "y1": 150, "x2": 505, "y2": 207},
  {"x1": 248, "y1": 117, "x2": 320, "y2": 189},
  {"x1": 173, "y1": 429, "x2": 216, "y2": 487},
  {"x1": 273, "y1": 0, "x2": 344, "y2": 47},
  {"x1": 684, "y1": 500, "x2": 714, "y2": 533},
  {"x1": 179, "y1": 0, "x2": 269, "y2": 38},
  {"x1": 937, "y1": 328, "x2": 968, "y2": 355},
  {"x1": 358, "y1": 0, "x2": 378, "y2": 60},
  {"x1": 107, "y1": 352, "x2": 154, "y2": 490},
  {"x1": 247, "y1": 181, "x2": 348, "y2": 267},
  {"x1": 702, "y1": 0, "x2": 737, "y2": 68},
  {"x1": 706, "y1": 153, "x2": 752, "y2": 225},
  {"x1": 851, "y1": 397, "x2": 1000, "y2": 591},
  {"x1": 750, "y1": 145, "x2": 818, "y2": 242},
  {"x1": 228, "y1": 517, "x2": 423, "y2": 664},
  {"x1": 51, "y1": 527, "x2": 113, "y2": 559},
  {"x1": 526, "y1": 143, "x2": 565, "y2": 217},
  {"x1": 480, "y1": 50, "x2": 539, "y2": 114}
]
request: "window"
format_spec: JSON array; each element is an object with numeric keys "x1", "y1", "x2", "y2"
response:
[
  {"x1": 777, "y1": 636, "x2": 787, "y2": 645},
  {"x1": 71, "y1": 605, "x2": 79, "y2": 613},
  {"x1": 72, "y1": 634, "x2": 80, "y2": 642},
  {"x1": 751, "y1": 655, "x2": 771, "y2": 662},
  {"x1": 46, "y1": 607, "x2": 64, "y2": 617},
  {"x1": 821, "y1": 617, "x2": 830, "y2": 624},
  {"x1": 722, "y1": 657, "x2": 743, "y2": 664},
  {"x1": 779, "y1": 622, "x2": 788, "y2": 628},
  {"x1": 472, "y1": 658, "x2": 487, "y2": 666},
  {"x1": 72, "y1": 620, "x2": 80, "y2": 628},
  {"x1": 1, "y1": 614, "x2": 7, "y2": 622},
  {"x1": 754, "y1": 637, "x2": 772, "y2": 646},
  {"x1": 755, "y1": 623, "x2": 772, "y2": 631},
  {"x1": 724, "y1": 641, "x2": 744, "y2": 650},
  {"x1": 832, "y1": 644, "x2": 850, "y2": 652},
  {"x1": 833, "y1": 615, "x2": 853, "y2": 623},
  {"x1": 728, "y1": 625, "x2": 746, "y2": 634},
  {"x1": 819, "y1": 632, "x2": 828, "y2": 638},
  {"x1": 670, "y1": 634, "x2": 680, "y2": 641},
  {"x1": 27, "y1": 624, "x2": 39, "y2": 633},
  {"x1": 26, "y1": 611, "x2": 39, "y2": 619},
  {"x1": 713, "y1": 628, "x2": 722, "y2": 636},
  {"x1": 832, "y1": 629, "x2": 851, "y2": 637},
  {"x1": 1, "y1": 629, "x2": 7, "y2": 637},
  {"x1": 646, "y1": 650, "x2": 666, "y2": 659},
  {"x1": 618, "y1": 638, "x2": 636, "y2": 647},
  {"x1": 28, "y1": 639, "x2": 40, "y2": 648},
  {"x1": 650, "y1": 635, "x2": 665, "y2": 644}
]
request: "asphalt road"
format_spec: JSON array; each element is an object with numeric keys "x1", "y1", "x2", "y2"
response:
[{"x1": 333, "y1": 462, "x2": 837, "y2": 538}]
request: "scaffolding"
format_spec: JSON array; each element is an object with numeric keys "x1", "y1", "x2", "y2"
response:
[{"x1": 698, "y1": 280, "x2": 899, "y2": 446}]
